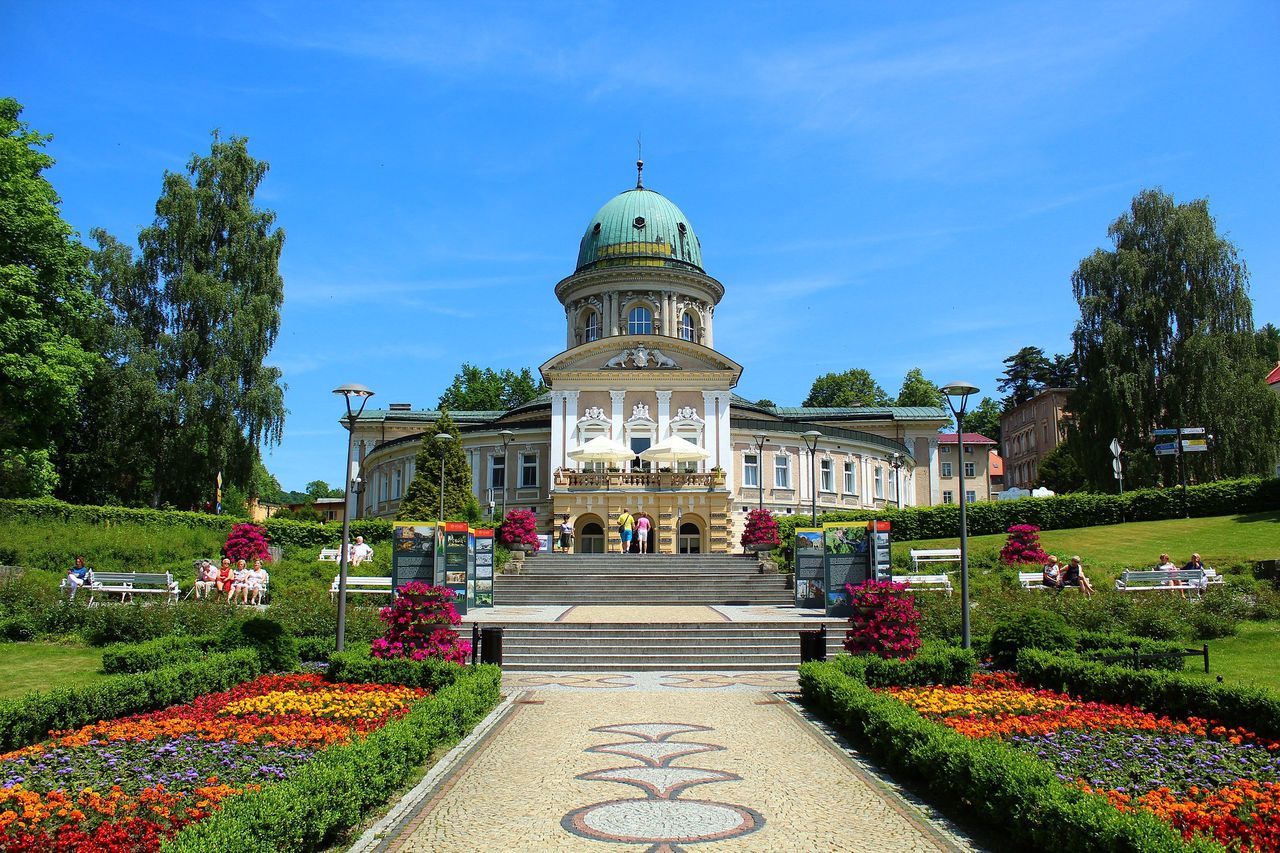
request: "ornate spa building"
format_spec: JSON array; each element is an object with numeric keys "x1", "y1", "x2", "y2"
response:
[{"x1": 345, "y1": 166, "x2": 951, "y2": 553}]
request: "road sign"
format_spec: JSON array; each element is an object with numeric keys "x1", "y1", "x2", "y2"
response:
[
  {"x1": 1109, "y1": 438, "x2": 1122, "y2": 458},
  {"x1": 1112, "y1": 459, "x2": 1123, "y2": 475},
  {"x1": 1153, "y1": 428, "x2": 1179, "y2": 437},
  {"x1": 1180, "y1": 427, "x2": 1206, "y2": 436},
  {"x1": 1154, "y1": 442, "x2": 1178, "y2": 456},
  {"x1": 1182, "y1": 439, "x2": 1209, "y2": 452}
]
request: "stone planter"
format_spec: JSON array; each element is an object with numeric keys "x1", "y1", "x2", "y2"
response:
[{"x1": 744, "y1": 542, "x2": 778, "y2": 554}]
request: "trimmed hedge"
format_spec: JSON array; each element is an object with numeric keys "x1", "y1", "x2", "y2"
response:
[
  {"x1": 164, "y1": 663, "x2": 502, "y2": 852},
  {"x1": 0, "y1": 649, "x2": 261, "y2": 752},
  {"x1": 1017, "y1": 648, "x2": 1280, "y2": 740},
  {"x1": 777, "y1": 476, "x2": 1280, "y2": 543},
  {"x1": 799, "y1": 661, "x2": 1223, "y2": 853},
  {"x1": 102, "y1": 634, "x2": 216, "y2": 674},
  {"x1": 325, "y1": 650, "x2": 472, "y2": 693},
  {"x1": 1074, "y1": 631, "x2": 1193, "y2": 672},
  {"x1": 828, "y1": 643, "x2": 976, "y2": 687}
]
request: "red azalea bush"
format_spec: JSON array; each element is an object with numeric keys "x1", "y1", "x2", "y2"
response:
[
  {"x1": 371, "y1": 582, "x2": 471, "y2": 664},
  {"x1": 223, "y1": 522, "x2": 271, "y2": 563},
  {"x1": 497, "y1": 509, "x2": 540, "y2": 552},
  {"x1": 843, "y1": 579, "x2": 921, "y2": 659},
  {"x1": 999, "y1": 524, "x2": 1050, "y2": 565},
  {"x1": 740, "y1": 508, "x2": 781, "y2": 549}
]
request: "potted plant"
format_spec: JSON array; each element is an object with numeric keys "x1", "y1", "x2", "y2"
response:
[
  {"x1": 740, "y1": 508, "x2": 781, "y2": 554},
  {"x1": 498, "y1": 509, "x2": 541, "y2": 554},
  {"x1": 711, "y1": 465, "x2": 726, "y2": 484}
]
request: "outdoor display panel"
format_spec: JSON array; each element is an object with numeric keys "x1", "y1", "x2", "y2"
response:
[
  {"x1": 869, "y1": 521, "x2": 892, "y2": 582},
  {"x1": 793, "y1": 527, "x2": 825, "y2": 609},
  {"x1": 391, "y1": 522, "x2": 439, "y2": 592},
  {"x1": 443, "y1": 521, "x2": 471, "y2": 615},
  {"x1": 822, "y1": 522, "x2": 870, "y2": 617},
  {"x1": 473, "y1": 528, "x2": 494, "y2": 608}
]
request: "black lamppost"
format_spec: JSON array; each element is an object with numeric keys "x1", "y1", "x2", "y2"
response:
[
  {"x1": 801, "y1": 430, "x2": 821, "y2": 524},
  {"x1": 753, "y1": 432, "x2": 767, "y2": 511},
  {"x1": 435, "y1": 433, "x2": 453, "y2": 521},
  {"x1": 498, "y1": 429, "x2": 514, "y2": 522},
  {"x1": 889, "y1": 452, "x2": 903, "y2": 509},
  {"x1": 941, "y1": 381, "x2": 979, "y2": 650},
  {"x1": 332, "y1": 382, "x2": 374, "y2": 653}
]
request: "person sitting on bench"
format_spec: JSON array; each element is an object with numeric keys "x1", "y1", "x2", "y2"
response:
[
  {"x1": 65, "y1": 556, "x2": 91, "y2": 600},
  {"x1": 194, "y1": 560, "x2": 218, "y2": 599},
  {"x1": 1062, "y1": 556, "x2": 1095, "y2": 598},
  {"x1": 247, "y1": 559, "x2": 269, "y2": 605},
  {"x1": 1158, "y1": 552, "x2": 1185, "y2": 597},
  {"x1": 349, "y1": 535, "x2": 374, "y2": 566},
  {"x1": 1042, "y1": 555, "x2": 1064, "y2": 590}
]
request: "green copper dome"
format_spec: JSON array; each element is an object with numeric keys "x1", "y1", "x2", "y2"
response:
[{"x1": 576, "y1": 184, "x2": 703, "y2": 273}]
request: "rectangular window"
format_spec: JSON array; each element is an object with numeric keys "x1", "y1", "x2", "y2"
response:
[
  {"x1": 774, "y1": 455, "x2": 790, "y2": 489},
  {"x1": 888, "y1": 470, "x2": 897, "y2": 499},
  {"x1": 965, "y1": 445, "x2": 974, "y2": 454},
  {"x1": 941, "y1": 445, "x2": 951, "y2": 454},
  {"x1": 520, "y1": 452, "x2": 538, "y2": 488},
  {"x1": 964, "y1": 462, "x2": 976, "y2": 478},
  {"x1": 843, "y1": 461, "x2": 856, "y2": 494},
  {"x1": 629, "y1": 435, "x2": 651, "y2": 472},
  {"x1": 942, "y1": 490, "x2": 954, "y2": 504},
  {"x1": 966, "y1": 490, "x2": 976, "y2": 504},
  {"x1": 491, "y1": 456, "x2": 505, "y2": 489},
  {"x1": 392, "y1": 469, "x2": 402, "y2": 500},
  {"x1": 743, "y1": 453, "x2": 759, "y2": 488},
  {"x1": 940, "y1": 462, "x2": 953, "y2": 478},
  {"x1": 874, "y1": 467, "x2": 884, "y2": 499},
  {"x1": 820, "y1": 459, "x2": 834, "y2": 492},
  {"x1": 379, "y1": 474, "x2": 388, "y2": 502}
]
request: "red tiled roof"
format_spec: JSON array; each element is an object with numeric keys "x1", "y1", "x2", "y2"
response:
[
  {"x1": 1268, "y1": 362, "x2": 1280, "y2": 385},
  {"x1": 938, "y1": 432, "x2": 997, "y2": 445}
]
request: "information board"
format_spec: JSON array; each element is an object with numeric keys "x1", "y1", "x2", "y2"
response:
[
  {"x1": 391, "y1": 522, "x2": 439, "y2": 592},
  {"x1": 822, "y1": 522, "x2": 870, "y2": 617},
  {"x1": 869, "y1": 521, "x2": 892, "y2": 582},
  {"x1": 793, "y1": 527, "x2": 825, "y2": 609},
  {"x1": 473, "y1": 528, "x2": 494, "y2": 608},
  {"x1": 442, "y1": 522, "x2": 471, "y2": 615}
]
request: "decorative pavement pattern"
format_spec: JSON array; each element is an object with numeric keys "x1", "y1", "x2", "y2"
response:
[
  {"x1": 502, "y1": 672, "x2": 799, "y2": 692},
  {"x1": 369, "y1": 687, "x2": 984, "y2": 852},
  {"x1": 562, "y1": 723, "x2": 763, "y2": 852}
]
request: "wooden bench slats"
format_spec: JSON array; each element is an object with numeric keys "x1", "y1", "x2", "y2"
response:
[
  {"x1": 65, "y1": 570, "x2": 181, "y2": 605},
  {"x1": 329, "y1": 575, "x2": 394, "y2": 601},
  {"x1": 318, "y1": 549, "x2": 341, "y2": 562},
  {"x1": 1116, "y1": 569, "x2": 1208, "y2": 597},
  {"x1": 898, "y1": 574, "x2": 953, "y2": 596},
  {"x1": 908, "y1": 548, "x2": 961, "y2": 572}
]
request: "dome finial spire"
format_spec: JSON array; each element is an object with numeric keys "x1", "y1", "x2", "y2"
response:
[{"x1": 636, "y1": 135, "x2": 644, "y2": 188}]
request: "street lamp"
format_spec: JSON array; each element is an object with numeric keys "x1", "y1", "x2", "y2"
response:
[
  {"x1": 497, "y1": 429, "x2": 514, "y2": 522},
  {"x1": 801, "y1": 430, "x2": 822, "y2": 524},
  {"x1": 941, "y1": 381, "x2": 979, "y2": 650},
  {"x1": 435, "y1": 433, "x2": 453, "y2": 522},
  {"x1": 753, "y1": 432, "x2": 767, "y2": 511},
  {"x1": 888, "y1": 452, "x2": 903, "y2": 509},
  {"x1": 332, "y1": 382, "x2": 374, "y2": 653}
]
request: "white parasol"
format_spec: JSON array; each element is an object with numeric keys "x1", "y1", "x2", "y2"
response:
[
  {"x1": 639, "y1": 434, "x2": 712, "y2": 465},
  {"x1": 567, "y1": 435, "x2": 636, "y2": 465}
]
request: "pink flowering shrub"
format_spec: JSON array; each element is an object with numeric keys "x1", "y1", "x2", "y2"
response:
[
  {"x1": 999, "y1": 524, "x2": 1050, "y2": 565},
  {"x1": 843, "y1": 579, "x2": 921, "y2": 660},
  {"x1": 740, "y1": 508, "x2": 781, "y2": 548},
  {"x1": 223, "y1": 522, "x2": 271, "y2": 563},
  {"x1": 498, "y1": 509, "x2": 540, "y2": 551},
  {"x1": 371, "y1": 582, "x2": 471, "y2": 663}
]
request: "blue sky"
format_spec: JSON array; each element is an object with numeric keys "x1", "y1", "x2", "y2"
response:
[{"x1": 6, "y1": 2, "x2": 1278, "y2": 492}]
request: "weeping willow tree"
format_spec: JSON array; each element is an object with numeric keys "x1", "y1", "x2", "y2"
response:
[{"x1": 1069, "y1": 189, "x2": 1280, "y2": 489}]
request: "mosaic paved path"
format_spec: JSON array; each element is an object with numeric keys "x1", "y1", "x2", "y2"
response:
[{"x1": 363, "y1": 686, "x2": 979, "y2": 853}]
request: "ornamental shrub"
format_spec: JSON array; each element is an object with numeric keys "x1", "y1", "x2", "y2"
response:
[
  {"x1": 843, "y1": 580, "x2": 922, "y2": 659},
  {"x1": 999, "y1": 524, "x2": 1050, "y2": 565},
  {"x1": 988, "y1": 609, "x2": 1072, "y2": 669},
  {"x1": 371, "y1": 582, "x2": 471, "y2": 664},
  {"x1": 224, "y1": 522, "x2": 271, "y2": 562},
  {"x1": 740, "y1": 508, "x2": 781, "y2": 548},
  {"x1": 497, "y1": 509, "x2": 540, "y2": 551},
  {"x1": 218, "y1": 616, "x2": 299, "y2": 672}
]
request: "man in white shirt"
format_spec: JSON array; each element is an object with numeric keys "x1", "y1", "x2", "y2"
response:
[{"x1": 349, "y1": 535, "x2": 374, "y2": 566}]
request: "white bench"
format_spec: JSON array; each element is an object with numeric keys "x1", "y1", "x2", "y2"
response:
[
  {"x1": 1018, "y1": 571, "x2": 1085, "y2": 591},
  {"x1": 77, "y1": 571, "x2": 179, "y2": 605},
  {"x1": 909, "y1": 548, "x2": 961, "y2": 572},
  {"x1": 898, "y1": 574, "x2": 953, "y2": 596},
  {"x1": 330, "y1": 575, "x2": 394, "y2": 601},
  {"x1": 1204, "y1": 568, "x2": 1224, "y2": 586},
  {"x1": 1115, "y1": 569, "x2": 1207, "y2": 597},
  {"x1": 318, "y1": 548, "x2": 341, "y2": 562}
]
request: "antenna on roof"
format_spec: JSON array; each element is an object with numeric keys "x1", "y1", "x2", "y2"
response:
[{"x1": 636, "y1": 134, "x2": 644, "y2": 189}]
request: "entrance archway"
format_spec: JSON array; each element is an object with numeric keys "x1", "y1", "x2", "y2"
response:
[
  {"x1": 576, "y1": 515, "x2": 605, "y2": 554},
  {"x1": 630, "y1": 513, "x2": 655, "y2": 553},
  {"x1": 678, "y1": 520, "x2": 703, "y2": 554}
]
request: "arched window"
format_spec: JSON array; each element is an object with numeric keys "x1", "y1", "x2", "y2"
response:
[
  {"x1": 583, "y1": 310, "x2": 601, "y2": 342},
  {"x1": 628, "y1": 306, "x2": 652, "y2": 335},
  {"x1": 679, "y1": 311, "x2": 696, "y2": 341}
]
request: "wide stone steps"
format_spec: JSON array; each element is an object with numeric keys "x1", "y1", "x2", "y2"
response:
[
  {"x1": 515, "y1": 555, "x2": 765, "y2": 575},
  {"x1": 495, "y1": 559, "x2": 791, "y2": 605}
]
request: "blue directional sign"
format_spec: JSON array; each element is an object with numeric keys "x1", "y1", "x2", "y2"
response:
[{"x1": 1154, "y1": 442, "x2": 1179, "y2": 456}]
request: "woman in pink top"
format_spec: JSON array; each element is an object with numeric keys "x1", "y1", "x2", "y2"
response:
[{"x1": 635, "y1": 515, "x2": 651, "y2": 554}]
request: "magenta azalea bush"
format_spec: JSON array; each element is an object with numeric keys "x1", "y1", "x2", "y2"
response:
[
  {"x1": 497, "y1": 508, "x2": 541, "y2": 551},
  {"x1": 843, "y1": 579, "x2": 922, "y2": 659},
  {"x1": 999, "y1": 524, "x2": 1050, "y2": 565},
  {"x1": 223, "y1": 522, "x2": 271, "y2": 563},
  {"x1": 371, "y1": 582, "x2": 471, "y2": 663},
  {"x1": 740, "y1": 508, "x2": 781, "y2": 548}
]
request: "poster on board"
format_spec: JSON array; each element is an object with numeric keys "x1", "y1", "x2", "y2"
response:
[
  {"x1": 869, "y1": 521, "x2": 892, "y2": 582},
  {"x1": 822, "y1": 522, "x2": 870, "y2": 617},
  {"x1": 793, "y1": 527, "x2": 825, "y2": 609},
  {"x1": 472, "y1": 529, "x2": 494, "y2": 606},
  {"x1": 391, "y1": 522, "x2": 438, "y2": 592},
  {"x1": 443, "y1": 522, "x2": 471, "y2": 614}
]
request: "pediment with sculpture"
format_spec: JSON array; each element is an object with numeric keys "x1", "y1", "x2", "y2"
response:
[{"x1": 538, "y1": 335, "x2": 744, "y2": 384}]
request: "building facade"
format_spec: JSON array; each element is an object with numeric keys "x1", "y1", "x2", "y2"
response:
[
  {"x1": 346, "y1": 169, "x2": 951, "y2": 552},
  {"x1": 934, "y1": 433, "x2": 998, "y2": 503},
  {"x1": 999, "y1": 387, "x2": 1072, "y2": 490}
]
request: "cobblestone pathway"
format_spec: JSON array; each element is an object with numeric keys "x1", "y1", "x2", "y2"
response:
[{"x1": 360, "y1": 683, "x2": 983, "y2": 853}]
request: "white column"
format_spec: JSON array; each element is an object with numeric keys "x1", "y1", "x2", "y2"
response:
[
  {"x1": 701, "y1": 391, "x2": 718, "y2": 471},
  {"x1": 469, "y1": 448, "x2": 481, "y2": 502},
  {"x1": 549, "y1": 391, "x2": 565, "y2": 482},
  {"x1": 562, "y1": 390, "x2": 579, "y2": 469},
  {"x1": 656, "y1": 390, "x2": 672, "y2": 439},
  {"x1": 716, "y1": 392, "x2": 732, "y2": 490},
  {"x1": 928, "y1": 438, "x2": 940, "y2": 506},
  {"x1": 610, "y1": 390, "x2": 627, "y2": 442}
]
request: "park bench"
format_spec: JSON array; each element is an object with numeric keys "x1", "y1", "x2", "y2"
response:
[
  {"x1": 1018, "y1": 571, "x2": 1089, "y2": 591},
  {"x1": 83, "y1": 571, "x2": 180, "y2": 605},
  {"x1": 909, "y1": 548, "x2": 961, "y2": 572},
  {"x1": 898, "y1": 574, "x2": 953, "y2": 596},
  {"x1": 318, "y1": 548, "x2": 341, "y2": 562},
  {"x1": 330, "y1": 575, "x2": 394, "y2": 601},
  {"x1": 1115, "y1": 569, "x2": 1207, "y2": 597}
]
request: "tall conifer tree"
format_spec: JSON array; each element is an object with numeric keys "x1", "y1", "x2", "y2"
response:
[{"x1": 398, "y1": 411, "x2": 476, "y2": 521}]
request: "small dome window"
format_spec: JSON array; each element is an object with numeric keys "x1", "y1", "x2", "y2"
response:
[
  {"x1": 633, "y1": 216, "x2": 646, "y2": 229},
  {"x1": 592, "y1": 223, "x2": 601, "y2": 235},
  {"x1": 677, "y1": 222, "x2": 687, "y2": 235}
]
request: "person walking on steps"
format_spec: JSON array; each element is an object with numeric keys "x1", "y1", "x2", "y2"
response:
[
  {"x1": 558, "y1": 516, "x2": 574, "y2": 553},
  {"x1": 635, "y1": 514, "x2": 651, "y2": 554},
  {"x1": 617, "y1": 508, "x2": 634, "y2": 554}
]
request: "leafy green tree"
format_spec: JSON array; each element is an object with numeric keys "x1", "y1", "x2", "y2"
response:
[
  {"x1": 754, "y1": 398, "x2": 776, "y2": 408},
  {"x1": 1070, "y1": 188, "x2": 1280, "y2": 488},
  {"x1": 894, "y1": 368, "x2": 944, "y2": 408},
  {"x1": 997, "y1": 346, "x2": 1052, "y2": 406},
  {"x1": 1044, "y1": 353, "x2": 1077, "y2": 388},
  {"x1": 398, "y1": 411, "x2": 476, "y2": 521},
  {"x1": 803, "y1": 369, "x2": 891, "y2": 407},
  {"x1": 962, "y1": 397, "x2": 1004, "y2": 446},
  {"x1": 1257, "y1": 322, "x2": 1280, "y2": 364},
  {"x1": 0, "y1": 99, "x2": 102, "y2": 497},
  {"x1": 1035, "y1": 440, "x2": 1086, "y2": 494},
  {"x1": 305, "y1": 480, "x2": 344, "y2": 498},
  {"x1": 438, "y1": 364, "x2": 546, "y2": 411}
]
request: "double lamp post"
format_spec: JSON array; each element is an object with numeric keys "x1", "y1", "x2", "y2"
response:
[{"x1": 940, "y1": 381, "x2": 979, "y2": 650}]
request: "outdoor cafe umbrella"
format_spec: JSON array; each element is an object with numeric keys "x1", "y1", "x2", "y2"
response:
[
  {"x1": 566, "y1": 435, "x2": 635, "y2": 465},
  {"x1": 639, "y1": 434, "x2": 712, "y2": 465}
]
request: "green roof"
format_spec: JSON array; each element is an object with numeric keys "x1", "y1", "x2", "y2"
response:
[
  {"x1": 767, "y1": 406, "x2": 948, "y2": 421},
  {"x1": 576, "y1": 187, "x2": 703, "y2": 273}
]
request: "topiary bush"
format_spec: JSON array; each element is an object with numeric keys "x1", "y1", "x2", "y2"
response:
[
  {"x1": 843, "y1": 580, "x2": 922, "y2": 659},
  {"x1": 370, "y1": 582, "x2": 471, "y2": 663},
  {"x1": 987, "y1": 609, "x2": 1072, "y2": 669},
  {"x1": 999, "y1": 524, "x2": 1050, "y2": 565},
  {"x1": 217, "y1": 616, "x2": 299, "y2": 672}
]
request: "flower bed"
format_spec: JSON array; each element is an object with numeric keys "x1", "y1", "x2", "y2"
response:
[
  {"x1": 885, "y1": 673, "x2": 1280, "y2": 851},
  {"x1": 0, "y1": 673, "x2": 426, "y2": 852}
]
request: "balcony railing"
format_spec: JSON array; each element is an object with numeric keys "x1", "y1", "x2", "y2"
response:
[{"x1": 553, "y1": 469, "x2": 722, "y2": 490}]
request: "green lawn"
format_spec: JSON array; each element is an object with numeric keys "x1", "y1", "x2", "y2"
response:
[
  {"x1": 1184, "y1": 621, "x2": 1280, "y2": 695},
  {"x1": 0, "y1": 642, "x2": 108, "y2": 699},
  {"x1": 895, "y1": 509, "x2": 1280, "y2": 572}
]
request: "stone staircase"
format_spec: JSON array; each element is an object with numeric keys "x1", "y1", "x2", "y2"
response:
[{"x1": 494, "y1": 554, "x2": 791, "y2": 606}]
